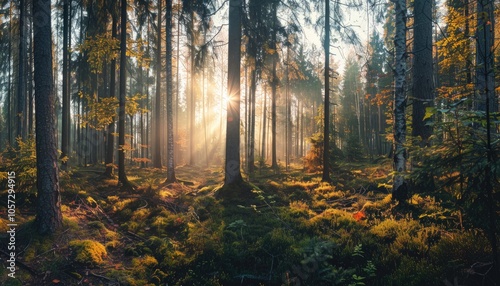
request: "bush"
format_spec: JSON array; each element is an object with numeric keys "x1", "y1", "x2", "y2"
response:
[{"x1": 0, "y1": 137, "x2": 37, "y2": 194}]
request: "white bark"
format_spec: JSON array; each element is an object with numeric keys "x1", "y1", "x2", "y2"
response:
[{"x1": 392, "y1": 0, "x2": 407, "y2": 198}]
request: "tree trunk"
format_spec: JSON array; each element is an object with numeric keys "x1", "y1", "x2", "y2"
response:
[
  {"x1": 34, "y1": 0, "x2": 63, "y2": 235},
  {"x1": 27, "y1": 1, "x2": 34, "y2": 136},
  {"x1": 105, "y1": 15, "x2": 118, "y2": 177},
  {"x1": 224, "y1": 0, "x2": 243, "y2": 185},
  {"x1": 411, "y1": 0, "x2": 434, "y2": 144},
  {"x1": 189, "y1": 11, "x2": 196, "y2": 166},
  {"x1": 61, "y1": 0, "x2": 71, "y2": 169},
  {"x1": 153, "y1": 0, "x2": 163, "y2": 168},
  {"x1": 248, "y1": 68, "x2": 257, "y2": 173},
  {"x1": 7, "y1": 1, "x2": 13, "y2": 145},
  {"x1": 165, "y1": 0, "x2": 177, "y2": 183},
  {"x1": 475, "y1": 0, "x2": 496, "y2": 113},
  {"x1": 271, "y1": 0, "x2": 278, "y2": 170},
  {"x1": 261, "y1": 87, "x2": 267, "y2": 162},
  {"x1": 476, "y1": 0, "x2": 498, "y2": 275},
  {"x1": 392, "y1": 0, "x2": 408, "y2": 201},
  {"x1": 175, "y1": 5, "x2": 181, "y2": 165},
  {"x1": 118, "y1": 0, "x2": 130, "y2": 187},
  {"x1": 17, "y1": 0, "x2": 27, "y2": 141},
  {"x1": 322, "y1": 0, "x2": 331, "y2": 182}
]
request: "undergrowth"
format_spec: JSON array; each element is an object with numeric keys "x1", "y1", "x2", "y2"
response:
[{"x1": 0, "y1": 160, "x2": 497, "y2": 285}]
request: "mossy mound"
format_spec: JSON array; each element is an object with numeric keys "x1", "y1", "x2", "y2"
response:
[
  {"x1": 69, "y1": 239, "x2": 107, "y2": 266},
  {"x1": 214, "y1": 181, "x2": 259, "y2": 204}
]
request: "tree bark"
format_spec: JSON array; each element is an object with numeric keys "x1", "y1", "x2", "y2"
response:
[
  {"x1": 322, "y1": 0, "x2": 331, "y2": 182},
  {"x1": 105, "y1": 14, "x2": 118, "y2": 177},
  {"x1": 153, "y1": 0, "x2": 163, "y2": 168},
  {"x1": 411, "y1": 0, "x2": 434, "y2": 144},
  {"x1": 61, "y1": 0, "x2": 71, "y2": 169},
  {"x1": 17, "y1": 0, "x2": 27, "y2": 141},
  {"x1": 476, "y1": 0, "x2": 498, "y2": 275},
  {"x1": 270, "y1": 0, "x2": 278, "y2": 170},
  {"x1": 248, "y1": 68, "x2": 257, "y2": 173},
  {"x1": 118, "y1": 0, "x2": 130, "y2": 187},
  {"x1": 392, "y1": 0, "x2": 408, "y2": 201},
  {"x1": 165, "y1": 0, "x2": 177, "y2": 183},
  {"x1": 261, "y1": 87, "x2": 267, "y2": 162},
  {"x1": 224, "y1": 0, "x2": 243, "y2": 185},
  {"x1": 475, "y1": 0, "x2": 496, "y2": 113},
  {"x1": 33, "y1": 0, "x2": 63, "y2": 235},
  {"x1": 189, "y1": 11, "x2": 196, "y2": 166}
]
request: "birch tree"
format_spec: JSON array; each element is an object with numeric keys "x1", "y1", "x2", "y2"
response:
[{"x1": 392, "y1": 0, "x2": 408, "y2": 201}]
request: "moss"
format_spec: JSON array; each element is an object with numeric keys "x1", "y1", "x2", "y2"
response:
[
  {"x1": 88, "y1": 221, "x2": 105, "y2": 230},
  {"x1": 131, "y1": 255, "x2": 159, "y2": 281},
  {"x1": 105, "y1": 240, "x2": 120, "y2": 251},
  {"x1": 390, "y1": 256, "x2": 442, "y2": 286},
  {"x1": 69, "y1": 239, "x2": 107, "y2": 266},
  {"x1": 306, "y1": 208, "x2": 363, "y2": 239},
  {"x1": 370, "y1": 218, "x2": 421, "y2": 244},
  {"x1": 132, "y1": 255, "x2": 158, "y2": 268},
  {"x1": 131, "y1": 208, "x2": 151, "y2": 221}
]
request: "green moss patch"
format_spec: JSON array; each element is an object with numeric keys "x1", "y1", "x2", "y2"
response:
[{"x1": 69, "y1": 239, "x2": 107, "y2": 266}]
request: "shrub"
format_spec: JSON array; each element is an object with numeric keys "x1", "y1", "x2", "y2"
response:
[{"x1": 0, "y1": 137, "x2": 37, "y2": 195}]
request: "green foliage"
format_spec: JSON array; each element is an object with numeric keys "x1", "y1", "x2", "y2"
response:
[
  {"x1": 304, "y1": 125, "x2": 343, "y2": 172},
  {"x1": 0, "y1": 137, "x2": 37, "y2": 194},
  {"x1": 344, "y1": 132, "x2": 365, "y2": 161},
  {"x1": 286, "y1": 240, "x2": 376, "y2": 286},
  {"x1": 79, "y1": 92, "x2": 147, "y2": 130},
  {"x1": 410, "y1": 103, "x2": 500, "y2": 240},
  {"x1": 6, "y1": 165, "x2": 495, "y2": 285},
  {"x1": 77, "y1": 34, "x2": 119, "y2": 72}
]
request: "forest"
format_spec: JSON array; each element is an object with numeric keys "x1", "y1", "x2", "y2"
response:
[{"x1": 0, "y1": 0, "x2": 499, "y2": 285}]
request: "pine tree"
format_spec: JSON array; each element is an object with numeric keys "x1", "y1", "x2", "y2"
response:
[
  {"x1": 33, "y1": 0, "x2": 63, "y2": 234},
  {"x1": 224, "y1": 0, "x2": 243, "y2": 185},
  {"x1": 411, "y1": 0, "x2": 434, "y2": 144},
  {"x1": 165, "y1": 0, "x2": 177, "y2": 183}
]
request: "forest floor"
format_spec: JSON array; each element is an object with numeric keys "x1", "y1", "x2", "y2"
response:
[{"x1": 0, "y1": 160, "x2": 497, "y2": 285}]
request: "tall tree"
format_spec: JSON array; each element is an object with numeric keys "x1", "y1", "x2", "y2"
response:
[
  {"x1": 475, "y1": 0, "x2": 496, "y2": 113},
  {"x1": 104, "y1": 5, "x2": 118, "y2": 177},
  {"x1": 411, "y1": 0, "x2": 434, "y2": 144},
  {"x1": 322, "y1": 0, "x2": 331, "y2": 182},
  {"x1": 392, "y1": 0, "x2": 408, "y2": 201},
  {"x1": 270, "y1": 0, "x2": 279, "y2": 170},
  {"x1": 153, "y1": 0, "x2": 163, "y2": 168},
  {"x1": 476, "y1": 0, "x2": 498, "y2": 274},
  {"x1": 118, "y1": 0, "x2": 131, "y2": 187},
  {"x1": 61, "y1": 0, "x2": 71, "y2": 169},
  {"x1": 165, "y1": 0, "x2": 176, "y2": 182},
  {"x1": 33, "y1": 0, "x2": 63, "y2": 234},
  {"x1": 365, "y1": 32, "x2": 387, "y2": 155},
  {"x1": 17, "y1": 0, "x2": 27, "y2": 141},
  {"x1": 224, "y1": 0, "x2": 243, "y2": 185}
]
